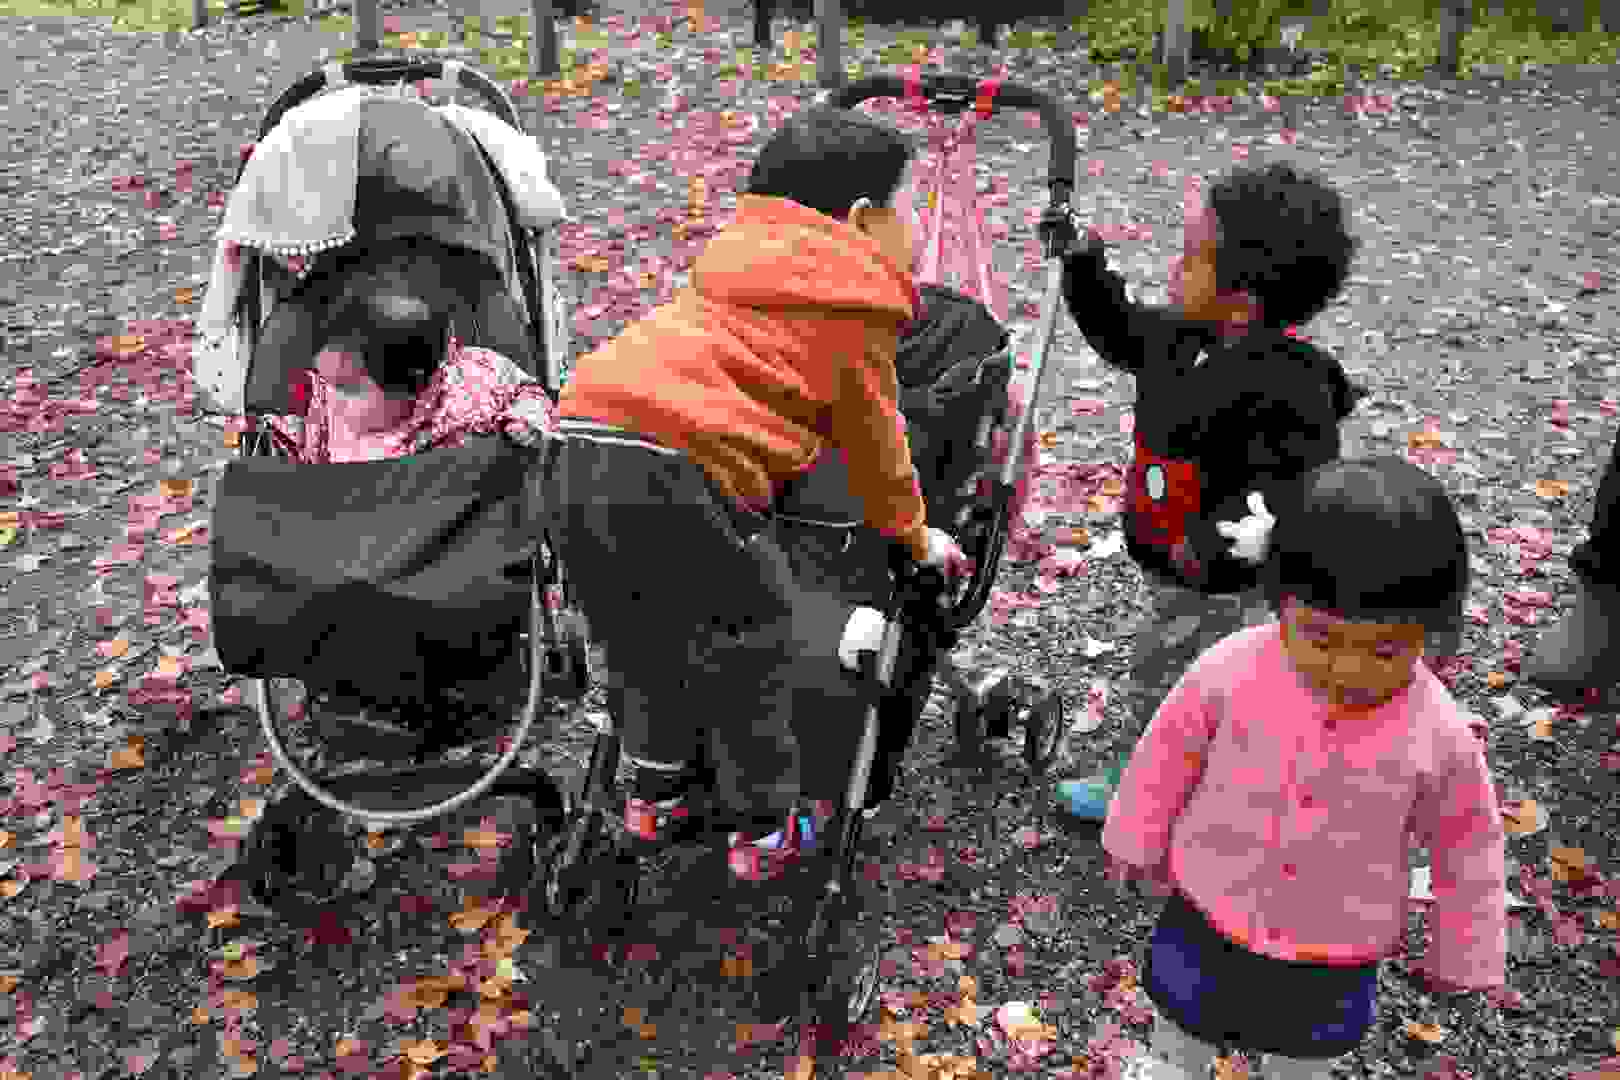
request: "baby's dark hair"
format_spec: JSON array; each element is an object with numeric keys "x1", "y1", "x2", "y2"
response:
[
  {"x1": 1205, "y1": 161, "x2": 1358, "y2": 329},
  {"x1": 1262, "y1": 456, "x2": 1468, "y2": 639},
  {"x1": 318, "y1": 239, "x2": 472, "y2": 396},
  {"x1": 746, "y1": 106, "x2": 914, "y2": 220}
]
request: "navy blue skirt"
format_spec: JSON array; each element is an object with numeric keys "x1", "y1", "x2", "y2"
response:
[{"x1": 1145, "y1": 889, "x2": 1379, "y2": 1060}]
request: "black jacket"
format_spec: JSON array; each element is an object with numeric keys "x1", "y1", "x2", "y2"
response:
[{"x1": 1062, "y1": 245, "x2": 1366, "y2": 595}]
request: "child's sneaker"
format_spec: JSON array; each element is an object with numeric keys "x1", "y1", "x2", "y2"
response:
[
  {"x1": 623, "y1": 758, "x2": 705, "y2": 842},
  {"x1": 1055, "y1": 757, "x2": 1126, "y2": 823}
]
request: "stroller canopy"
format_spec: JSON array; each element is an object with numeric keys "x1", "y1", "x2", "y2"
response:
[{"x1": 198, "y1": 90, "x2": 543, "y2": 415}]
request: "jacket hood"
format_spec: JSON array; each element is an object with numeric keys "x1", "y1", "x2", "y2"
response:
[{"x1": 692, "y1": 195, "x2": 916, "y2": 322}]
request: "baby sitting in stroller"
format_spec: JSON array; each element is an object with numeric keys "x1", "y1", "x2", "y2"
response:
[
  {"x1": 260, "y1": 239, "x2": 558, "y2": 736},
  {"x1": 264, "y1": 239, "x2": 557, "y2": 465}
]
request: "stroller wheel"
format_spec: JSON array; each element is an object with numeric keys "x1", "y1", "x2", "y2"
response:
[
  {"x1": 538, "y1": 808, "x2": 638, "y2": 930},
  {"x1": 795, "y1": 885, "x2": 889, "y2": 1057},
  {"x1": 1021, "y1": 689, "x2": 1066, "y2": 773}
]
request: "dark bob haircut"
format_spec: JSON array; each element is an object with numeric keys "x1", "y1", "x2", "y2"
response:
[
  {"x1": 1205, "y1": 161, "x2": 1359, "y2": 330},
  {"x1": 1261, "y1": 456, "x2": 1469, "y2": 639},
  {"x1": 745, "y1": 106, "x2": 915, "y2": 221},
  {"x1": 317, "y1": 238, "x2": 487, "y2": 396}
]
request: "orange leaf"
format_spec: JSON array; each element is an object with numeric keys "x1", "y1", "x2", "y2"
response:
[
  {"x1": 222, "y1": 989, "x2": 257, "y2": 1011},
  {"x1": 1486, "y1": 671, "x2": 1508, "y2": 689},
  {"x1": 1534, "y1": 478, "x2": 1570, "y2": 499},
  {"x1": 238, "y1": 797, "x2": 263, "y2": 818},
  {"x1": 624, "y1": 1007, "x2": 644, "y2": 1026},
  {"x1": 113, "y1": 335, "x2": 145, "y2": 357},
  {"x1": 192, "y1": 1007, "x2": 210, "y2": 1024},
  {"x1": 1213, "y1": 1055, "x2": 1252, "y2": 1080},
  {"x1": 175, "y1": 287, "x2": 194, "y2": 305},
  {"x1": 404, "y1": 1041, "x2": 447, "y2": 1066},
  {"x1": 94, "y1": 669, "x2": 121, "y2": 691},
  {"x1": 959, "y1": 974, "x2": 978, "y2": 1000},
  {"x1": 0, "y1": 831, "x2": 13, "y2": 849},
  {"x1": 108, "y1": 736, "x2": 145, "y2": 770},
  {"x1": 1403, "y1": 1021, "x2": 1447, "y2": 1043},
  {"x1": 224, "y1": 429, "x2": 240, "y2": 449},
  {"x1": 1596, "y1": 910, "x2": 1620, "y2": 931},
  {"x1": 1550, "y1": 845, "x2": 1592, "y2": 883},
  {"x1": 160, "y1": 477, "x2": 193, "y2": 498},
  {"x1": 335, "y1": 1038, "x2": 363, "y2": 1058},
  {"x1": 1408, "y1": 428, "x2": 1446, "y2": 450},
  {"x1": 1501, "y1": 799, "x2": 1545, "y2": 835},
  {"x1": 96, "y1": 636, "x2": 131, "y2": 660},
  {"x1": 0, "y1": 879, "x2": 26, "y2": 899},
  {"x1": 221, "y1": 954, "x2": 258, "y2": 980},
  {"x1": 0, "y1": 975, "x2": 17, "y2": 992},
  {"x1": 206, "y1": 907, "x2": 240, "y2": 930},
  {"x1": 449, "y1": 899, "x2": 500, "y2": 932}
]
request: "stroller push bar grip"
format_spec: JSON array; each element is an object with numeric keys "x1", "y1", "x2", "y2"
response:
[
  {"x1": 828, "y1": 75, "x2": 1076, "y2": 204},
  {"x1": 258, "y1": 59, "x2": 524, "y2": 142}
]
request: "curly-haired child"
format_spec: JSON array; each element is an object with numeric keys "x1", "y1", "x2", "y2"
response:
[
  {"x1": 1099, "y1": 456, "x2": 1506, "y2": 1079},
  {"x1": 1044, "y1": 161, "x2": 1385, "y2": 819}
]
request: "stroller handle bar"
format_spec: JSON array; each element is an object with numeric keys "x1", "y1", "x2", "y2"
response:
[
  {"x1": 256, "y1": 58, "x2": 525, "y2": 141},
  {"x1": 827, "y1": 74, "x2": 1076, "y2": 206}
]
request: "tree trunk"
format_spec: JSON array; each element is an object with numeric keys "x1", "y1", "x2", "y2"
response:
[
  {"x1": 1162, "y1": 0, "x2": 1189, "y2": 84},
  {"x1": 816, "y1": 0, "x2": 841, "y2": 87},
  {"x1": 1436, "y1": 0, "x2": 1468, "y2": 76},
  {"x1": 1539, "y1": 0, "x2": 1586, "y2": 31},
  {"x1": 532, "y1": 0, "x2": 560, "y2": 77},
  {"x1": 354, "y1": 0, "x2": 380, "y2": 54},
  {"x1": 755, "y1": 0, "x2": 771, "y2": 50},
  {"x1": 1604, "y1": 0, "x2": 1620, "y2": 32},
  {"x1": 193, "y1": 0, "x2": 207, "y2": 28}
]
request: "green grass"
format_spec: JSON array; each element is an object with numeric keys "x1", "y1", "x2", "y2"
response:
[{"x1": 7, "y1": 0, "x2": 1615, "y2": 101}]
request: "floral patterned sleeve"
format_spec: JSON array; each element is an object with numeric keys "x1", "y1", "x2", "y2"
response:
[{"x1": 431, "y1": 344, "x2": 557, "y2": 450}]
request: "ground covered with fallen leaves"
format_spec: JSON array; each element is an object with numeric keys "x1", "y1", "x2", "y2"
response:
[{"x1": 2, "y1": 0, "x2": 1620, "y2": 1077}]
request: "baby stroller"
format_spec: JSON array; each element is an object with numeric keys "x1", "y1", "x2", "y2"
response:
[
  {"x1": 774, "y1": 72, "x2": 1077, "y2": 814},
  {"x1": 202, "y1": 57, "x2": 586, "y2": 908}
]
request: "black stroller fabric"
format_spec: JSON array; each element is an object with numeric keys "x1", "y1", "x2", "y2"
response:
[
  {"x1": 209, "y1": 436, "x2": 542, "y2": 708},
  {"x1": 774, "y1": 283, "x2": 1013, "y2": 804}
]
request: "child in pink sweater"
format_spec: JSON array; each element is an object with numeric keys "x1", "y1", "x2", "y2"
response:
[{"x1": 1100, "y1": 456, "x2": 1506, "y2": 1079}]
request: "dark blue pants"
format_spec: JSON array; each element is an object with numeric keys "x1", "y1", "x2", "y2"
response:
[{"x1": 1144, "y1": 889, "x2": 1378, "y2": 1060}]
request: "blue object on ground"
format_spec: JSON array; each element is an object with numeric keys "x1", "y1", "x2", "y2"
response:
[{"x1": 1055, "y1": 758, "x2": 1125, "y2": 822}]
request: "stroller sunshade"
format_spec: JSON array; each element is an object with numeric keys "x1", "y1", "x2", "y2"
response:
[{"x1": 209, "y1": 436, "x2": 542, "y2": 707}]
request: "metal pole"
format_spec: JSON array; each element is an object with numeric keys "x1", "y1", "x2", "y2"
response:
[
  {"x1": 192, "y1": 0, "x2": 208, "y2": 29},
  {"x1": 754, "y1": 0, "x2": 771, "y2": 50},
  {"x1": 816, "y1": 0, "x2": 841, "y2": 88},
  {"x1": 354, "y1": 0, "x2": 381, "y2": 55}
]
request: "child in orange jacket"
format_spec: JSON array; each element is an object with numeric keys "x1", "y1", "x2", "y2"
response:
[{"x1": 549, "y1": 106, "x2": 969, "y2": 847}]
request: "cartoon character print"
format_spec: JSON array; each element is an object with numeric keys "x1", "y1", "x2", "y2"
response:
[{"x1": 1128, "y1": 430, "x2": 1205, "y2": 582}]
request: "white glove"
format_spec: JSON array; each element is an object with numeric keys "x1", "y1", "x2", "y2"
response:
[
  {"x1": 839, "y1": 606, "x2": 887, "y2": 671},
  {"x1": 1215, "y1": 491, "x2": 1276, "y2": 566},
  {"x1": 922, "y1": 527, "x2": 972, "y2": 579}
]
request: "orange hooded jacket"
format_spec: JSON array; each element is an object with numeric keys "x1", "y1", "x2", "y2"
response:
[{"x1": 558, "y1": 194, "x2": 930, "y2": 562}]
